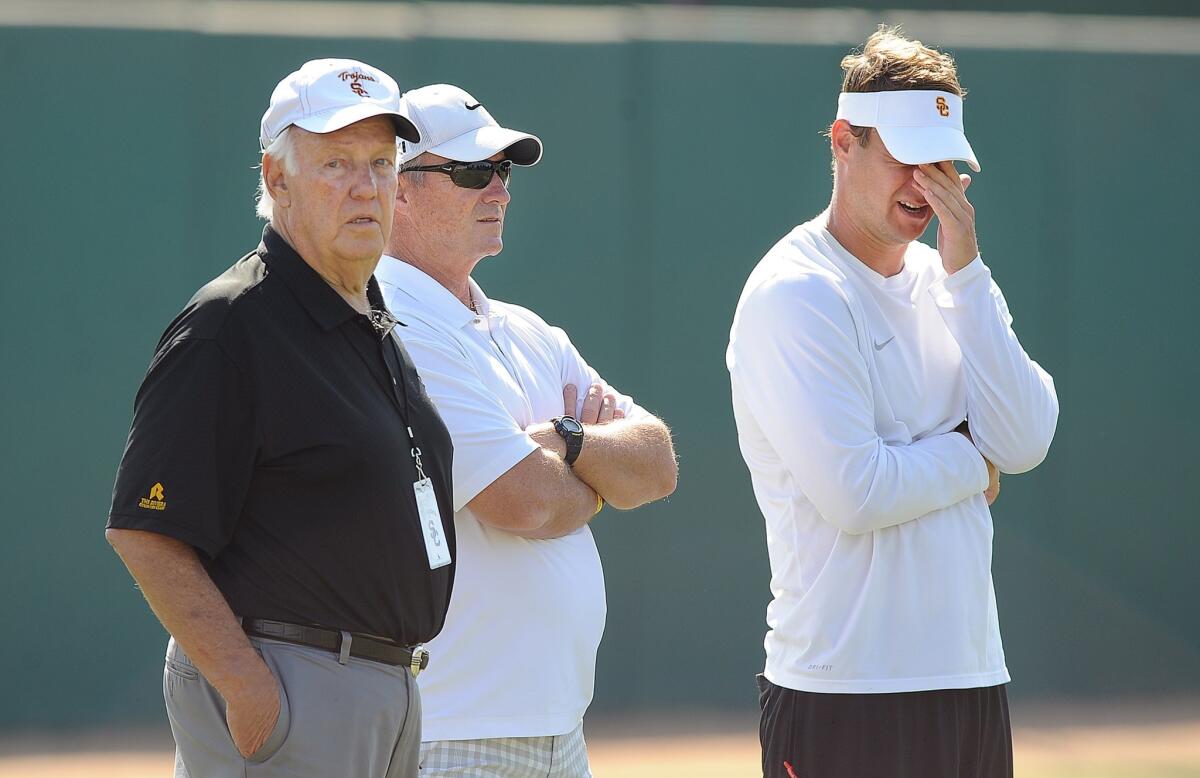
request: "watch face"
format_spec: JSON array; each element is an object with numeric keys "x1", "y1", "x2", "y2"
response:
[{"x1": 559, "y1": 417, "x2": 584, "y2": 435}]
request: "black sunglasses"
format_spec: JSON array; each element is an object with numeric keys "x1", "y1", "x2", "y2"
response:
[{"x1": 401, "y1": 159, "x2": 512, "y2": 189}]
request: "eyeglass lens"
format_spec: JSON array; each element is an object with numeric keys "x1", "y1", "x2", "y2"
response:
[{"x1": 450, "y1": 161, "x2": 512, "y2": 189}]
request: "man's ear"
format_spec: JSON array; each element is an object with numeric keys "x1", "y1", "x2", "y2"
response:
[
  {"x1": 830, "y1": 119, "x2": 857, "y2": 163},
  {"x1": 263, "y1": 153, "x2": 290, "y2": 209},
  {"x1": 394, "y1": 173, "x2": 415, "y2": 211}
]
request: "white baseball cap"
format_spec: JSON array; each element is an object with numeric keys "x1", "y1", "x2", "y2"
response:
[
  {"x1": 836, "y1": 89, "x2": 980, "y2": 172},
  {"x1": 260, "y1": 58, "x2": 419, "y2": 150},
  {"x1": 396, "y1": 84, "x2": 542, "y2": 166}
]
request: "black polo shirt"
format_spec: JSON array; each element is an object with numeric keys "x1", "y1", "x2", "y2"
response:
[{"x1": 108, "y1": 225, "x2": 455, "y2": 645}]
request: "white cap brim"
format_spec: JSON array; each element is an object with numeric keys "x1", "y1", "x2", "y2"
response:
[
  {"x1": 877, "y1": 125, "x2": 980, "y2": 172},
  {"x1": 293, "y1": 102, "x2": 420, "y2": 143},
  {"x1": 425, "y1": 125, "x2": 542, "y2": 166}
]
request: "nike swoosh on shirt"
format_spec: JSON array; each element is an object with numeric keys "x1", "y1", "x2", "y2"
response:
[
  {"x1": 465, "y1": 102, "x2": 483, "y2": 110},
  {"x1": 873, "y1": 336, "x2": 895, "y2": 351}
]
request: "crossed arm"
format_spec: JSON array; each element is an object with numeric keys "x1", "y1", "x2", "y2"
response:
[
  {"x1": 729, "y1": 273, "x2": 994, "y2": 535},
  {"x1": 467, "y1": 382, "x2": 677, "y2": 540}
]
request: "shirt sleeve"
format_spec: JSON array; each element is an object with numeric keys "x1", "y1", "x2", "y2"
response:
[
  {"x1": 396, "y1": 326, "x2": 540, "y2": 512},
  {"x1": 107, "y1": 336, "x2": 257, "y2": 558},
  {"x1": 547, "y1": 325, "x2": 650, "y2": 422},
  {"x1": 728, "y1": 272, "x2": 989, "y2": 535},
  {"x1": 929, "y1": 257, "x2": 1060, "y2": 474}
]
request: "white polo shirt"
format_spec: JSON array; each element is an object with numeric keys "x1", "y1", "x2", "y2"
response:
[
  {"x1": 377, "y1": 256, "x2": 645, "y2": 741},
  {"x1": 727, "y1": 213, "x2": 1058, "y2": 694}
]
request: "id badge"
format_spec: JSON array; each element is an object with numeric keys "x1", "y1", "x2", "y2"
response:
[{"x1": 414, "y1": 478, "x2": 452, "y2": 570}]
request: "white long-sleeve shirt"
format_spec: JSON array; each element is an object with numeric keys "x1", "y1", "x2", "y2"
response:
[{"x1": 727, "y1": 213, "x2": 1058, "y2": 693}]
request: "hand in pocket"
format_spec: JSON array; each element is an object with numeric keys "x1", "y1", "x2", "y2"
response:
[{"x1": 226, "y1": 675, "x2": 282, "y2": 758}]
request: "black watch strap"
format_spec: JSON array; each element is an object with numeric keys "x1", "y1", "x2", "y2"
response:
[{"x1": 552, "y1": 416, "x2": 585, "y2": 467}]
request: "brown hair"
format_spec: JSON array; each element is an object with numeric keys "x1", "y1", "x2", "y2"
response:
[
  {"x1": 838, "y1": 26, "x2": 965, "y2": 147},
  {"x1": 842, "y1": 26, "x2": 964, "y2": 96}
]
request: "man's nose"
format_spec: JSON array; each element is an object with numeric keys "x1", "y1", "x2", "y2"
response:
[
  {"x1": 482, "y1": 171, "x2": 510, "y2": 204},
  {"x1": 350, "y1": 161, "x2": 379, "y2": 198}
]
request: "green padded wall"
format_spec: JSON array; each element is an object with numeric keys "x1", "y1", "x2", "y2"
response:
[{"x1": 1, "y1": 19, "x2": 1197, "y2": 727}]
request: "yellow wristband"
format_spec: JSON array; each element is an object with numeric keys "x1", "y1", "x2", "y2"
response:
[{"x1": 595, "y1": 493, "x2": 604, "y2": 515}]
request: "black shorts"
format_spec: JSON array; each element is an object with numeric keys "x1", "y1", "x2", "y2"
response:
[{"x1": 757, "y1": 675, "x2": 1013, "y2": 778}]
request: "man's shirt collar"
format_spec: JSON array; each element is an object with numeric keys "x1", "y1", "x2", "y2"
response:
[
  {"x1": 258, "y1": 224, "x2": 388, "y2": 332},
  {"x1": 376, "y1": 255, "x2": 494, "y2": 328}
]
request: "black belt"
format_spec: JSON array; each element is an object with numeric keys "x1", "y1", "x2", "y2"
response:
[{"x1": 242, "y1": 618, "x2": 429, "y2": 676}]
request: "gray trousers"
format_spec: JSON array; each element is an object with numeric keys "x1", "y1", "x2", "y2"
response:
[{"x1": 163, "y1": 635, "x2": 421, "y2": 777}]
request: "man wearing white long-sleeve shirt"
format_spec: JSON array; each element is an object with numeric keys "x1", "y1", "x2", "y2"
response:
[{"x1": 727, "y1": 29, "x2": 1058, "y2": 778}]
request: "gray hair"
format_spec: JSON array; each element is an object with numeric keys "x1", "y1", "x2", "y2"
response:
[
  {"x1": 255, "y1": 127, "x2": 296, "y2": 221},
  {"x1": 398, "y1": 152, "x2": 434, "y2": 186}
]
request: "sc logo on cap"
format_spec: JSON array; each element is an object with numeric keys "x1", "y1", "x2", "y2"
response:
[{"x1": 936, "y1": 97, "x2": 950, "y2": 117}]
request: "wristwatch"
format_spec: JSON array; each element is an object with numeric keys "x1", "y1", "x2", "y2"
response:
[{"x1": 551, "y1": 415, "x2": 585, "y2": 467}]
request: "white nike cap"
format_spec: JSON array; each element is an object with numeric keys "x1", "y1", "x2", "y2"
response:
[
  {"x1": 260, "y1": 58, "x2": 419, "y2": 150},
  {"x1": 396, "y1": 84, "x2": 542, "y2": 166},
  {"x1": 836, "y1": 89, "x2": 980, "y2": 172}
]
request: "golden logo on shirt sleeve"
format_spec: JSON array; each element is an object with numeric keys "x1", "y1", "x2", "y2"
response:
[{"x1": 139, "y1": 482, "x2": 167, "y2": 510}]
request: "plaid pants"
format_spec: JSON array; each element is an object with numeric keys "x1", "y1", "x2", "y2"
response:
[{"x1": 419, "y1": 723, "x2": 591, "y2": 777}]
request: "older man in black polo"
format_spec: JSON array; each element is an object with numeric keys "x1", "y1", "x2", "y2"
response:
[{"x1": 105, "y1": 58, "x2": 455, "y2": 777}]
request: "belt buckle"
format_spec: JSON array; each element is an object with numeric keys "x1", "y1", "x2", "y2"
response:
[{"x1": 409, "y1": 646, "x2": 428, "y2": 677}]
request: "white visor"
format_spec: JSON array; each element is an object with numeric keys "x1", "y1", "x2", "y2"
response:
[{"x1": 836, "y1": 90, "x2": 979, "y2": 172}]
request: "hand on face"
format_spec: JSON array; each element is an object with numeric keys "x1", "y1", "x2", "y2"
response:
[{"x1": 913, "y1": 161, "x2": 979, "y2": 274}]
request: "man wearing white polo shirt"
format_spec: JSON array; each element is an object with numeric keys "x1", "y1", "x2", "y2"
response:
[
  {"x1": 376, "y1": 83, "x2": 677, "y2": 777},
  {"x1": 727, "y1": 29, "x2": 1059, "y2": 777}
]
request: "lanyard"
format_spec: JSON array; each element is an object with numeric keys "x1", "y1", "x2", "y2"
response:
[
  {"x1": 384, "y1": 329, "x2": 427, "y2": 468},
  {"x1": 409, "y1": 427, "x2": 427, "y2": 480},
  {"x1": 387, "y1": 330, "x2": 451, "y2": 571}
]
